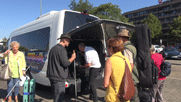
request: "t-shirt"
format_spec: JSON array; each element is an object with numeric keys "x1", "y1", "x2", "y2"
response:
[
  {"x1": 151, "y1": 53, "x2": 166, "y2": 80},
  {"x1": 124, "y1": 49, "x2": 133, "y2": 64},
  {"x1": 84, "y1": 46, "x2": 101, "y2": 68}
]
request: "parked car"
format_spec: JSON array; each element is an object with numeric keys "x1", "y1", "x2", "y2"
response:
[
  {"x1": 163, "y1": 47, "x2": 181, "y2": 59},
  {"x1": 153, "y1": 45, "x2": 163, "y2": 53},
  {"x1": 175, "y1": 44, "x2": 181, "y2": 52}
]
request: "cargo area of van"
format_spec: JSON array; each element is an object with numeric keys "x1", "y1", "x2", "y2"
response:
[
  {"x1": 66, "y1": 40, "x2": 105, "y2": 94},
  {"x1": 64, "y1": 19, "x2": 135, "y2": 94}
]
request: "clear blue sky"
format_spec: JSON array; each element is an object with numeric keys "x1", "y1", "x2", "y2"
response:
[{"x1": 0, "y1": 0, "x2": 159, "y2": 39}]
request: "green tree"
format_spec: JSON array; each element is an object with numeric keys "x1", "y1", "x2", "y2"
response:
[
  {"x1": 2, "y1": 36, "x2": 7, "y2": 46},
  {"x1": 168, "y1": 16, "x2": 181, "y2": 44},
  {"x1": 142, "y1": 13, "x2": 162, "y2": 42},
  {"x1": 89, "y1": 3, "x2": 129, "y2": 23},
  {"x1": 69, "y1": 0, "x2": 93, "y2": 12},
  {"x1": 2, "y1": 37, "x2": 7, "y2": 42},
  {"x1": 69, "y1": 1, "x2": 130, "y2": 23}
]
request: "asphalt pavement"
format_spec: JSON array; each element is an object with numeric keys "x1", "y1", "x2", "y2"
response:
[{"x1": 0, "y1": 59, "x2": 181, "y2": 102}]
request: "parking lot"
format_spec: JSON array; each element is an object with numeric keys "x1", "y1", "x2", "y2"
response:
[{"x1": 0, "y1": 59, "x2": 181, "y2": 102}]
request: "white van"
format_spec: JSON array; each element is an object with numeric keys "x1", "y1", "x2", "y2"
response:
[{"x1": 6, "y1": 9, "x2": 135, "y2": 93}]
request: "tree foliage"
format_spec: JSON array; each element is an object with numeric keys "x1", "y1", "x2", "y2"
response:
[
  {"x1": 142, "y1": 13, "x2": 162, "y2": 41},
  {"x1": 69, "y1": 0, "x2": 93, "y2": 12},
  {"x1": 89, "y1": 3, "x2": 129, "y2": 23},
  {"x1": 69, "y1": 0, "x2": 129, "y2": 23},
  {"x1": 2, "y1": 37, "x2": 7, "y2": 42},
  {"x1": 168, "y1": 16, "x2": 181, "y2": 42}
]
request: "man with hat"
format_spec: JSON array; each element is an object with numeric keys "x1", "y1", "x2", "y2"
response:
[
  {"x1": 46, "y1": 34, "x2": 76, "y2": 102},
  {"x1": 115, "y1": 28, "x2": 140, "y2": 102}
]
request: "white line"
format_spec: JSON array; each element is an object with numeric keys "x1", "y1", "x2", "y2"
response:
[{"x1": 166, "y1": 77, "x2": 181, "y2": 80}]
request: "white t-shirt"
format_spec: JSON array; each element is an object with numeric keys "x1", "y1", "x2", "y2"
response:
[{"x1": 84, "y1": 46, "x2": 101, "y2": 68}]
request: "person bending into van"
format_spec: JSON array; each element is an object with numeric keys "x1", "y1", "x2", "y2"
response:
[
  {"x1": 115, "y1": 29, "x2": 140, "y2": 102},
  {"x1": 46, "y1": 34, "x2": 76, "y2": 102},
  {"x1": 78, "y1": 43, "x2": 101, "y2": 102},
  {"x1": 150, "y1": 45, "x2": 165, "y2": 102}
]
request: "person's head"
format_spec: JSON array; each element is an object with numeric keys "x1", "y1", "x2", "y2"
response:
[
  {"x1": 150, "y1": 45, "x2": 155, "y2": 55},
  {"x1": 10, "y1": 41, "x2": 20, "y2": 54},
  {"x1": 117, "y1": 29, "x2": 130, "y2": 43},
  {"x1": 106, "y1": 37, "x2": 124, "y2": 56},
  {"x1": 78, "y1": 43, "x2": 85, "y2": 52},
  {"x1": 57, "y1": 34, "x2": 72, "y2": 47}
]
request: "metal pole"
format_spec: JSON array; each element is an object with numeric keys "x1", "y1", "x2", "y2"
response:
[
  {"x1": 74, "y1": 60, "x2": 77, "y2": 102},
  {"x1": 40, "y1": 0, "x2": 42, "y2": 16}
]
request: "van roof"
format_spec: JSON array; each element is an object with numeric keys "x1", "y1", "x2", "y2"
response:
[{"x1": 9, "y1": 10, "x2": 99, "y2": 38}]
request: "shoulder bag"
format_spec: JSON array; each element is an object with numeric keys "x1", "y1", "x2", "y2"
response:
[
  {"x1": 110, "y1": 56, "x2": 135, "y2": 101},
  {"x1": 0, "y1": 55, "x2": 12, "y2": 80}
]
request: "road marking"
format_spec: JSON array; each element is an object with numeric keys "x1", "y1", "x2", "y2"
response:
[{"x1": 166, "y1": 77, "x2": 181, "y2": 80}]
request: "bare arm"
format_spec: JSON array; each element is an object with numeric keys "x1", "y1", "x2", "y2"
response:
[{"x1": 103, "y1": 58, "x2": 112, "y2": 88}]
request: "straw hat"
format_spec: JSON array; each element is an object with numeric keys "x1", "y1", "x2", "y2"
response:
[{"x1": 118, "y1": 29, "x2": 130, "y2": 38}]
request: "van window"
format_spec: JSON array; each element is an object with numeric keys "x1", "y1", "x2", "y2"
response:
[
  {"x1": 11, "y1": 27, "x2": 50, "y2": 52},
  {"x1": 63, "y1": 11, "x2": 98, "y2": 33}
]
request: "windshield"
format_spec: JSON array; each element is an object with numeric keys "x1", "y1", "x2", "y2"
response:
[
  {"x1": 63, "y1": 11, "x2": 99, "y2": 34},
  {"x1": 165, "y1": 47, "x2": 178, "y2": 51},
  {"x1": 155, "y1": 45, "x2": 161, "y2": 48}
]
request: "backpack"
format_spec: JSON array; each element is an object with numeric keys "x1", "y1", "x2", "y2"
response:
[
  {"x1": 160, "y1": 61, "x2": 171, "y2": 77},
  {"x1": 134, "y1": 24, "x2": 158, "y2": 88}
]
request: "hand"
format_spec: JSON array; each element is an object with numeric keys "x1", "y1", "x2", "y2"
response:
[
  {"x1": 71, "y1": 50, "x2": 76, "y2": 59},
  {"x1": 22, "y1": 70, "x2": 26, "y2": 75},
  {"x1": 78, "y1": 65, "x2": 83, "y2": 68},
  {"x1": 4, "y1": 49, "x2": 10, "y2": 55}
]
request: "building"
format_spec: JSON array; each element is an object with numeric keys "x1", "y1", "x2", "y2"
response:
[{"x1": 123, "y1": 0, "x2": 181, "y2": 46}]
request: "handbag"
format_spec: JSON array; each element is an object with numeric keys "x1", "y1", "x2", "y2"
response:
[
  {"x1": 110, "y1": 56, "x2": 135, "y2": 101},
  {"x1": 0, "y1": 55, "x2": 12, "y2": 80}
]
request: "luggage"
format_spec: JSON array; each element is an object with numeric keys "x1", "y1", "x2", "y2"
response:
[{"x1": 23, "y1": 79, "x2": 36, "y2": 102}]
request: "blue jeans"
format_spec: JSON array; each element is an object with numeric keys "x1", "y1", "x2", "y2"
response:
[{"x1": 7, "y1": 78, "x2": 20, "y2": 96}]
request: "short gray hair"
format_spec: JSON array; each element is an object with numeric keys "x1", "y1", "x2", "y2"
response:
[
  {"x1": 10, "y1": 41, "x2": 20, "y2": 49},
  {"x1": 150, "y1": 45, "x2": 155, "y2": 52}
]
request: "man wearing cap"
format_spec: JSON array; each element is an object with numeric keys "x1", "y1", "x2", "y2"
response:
[
  {"x1": 46, "y1": 34, "x2": 76, "y2": 102},
  {"x1": 115, "y1": 29, "x2": 140, "y2": 102}
]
